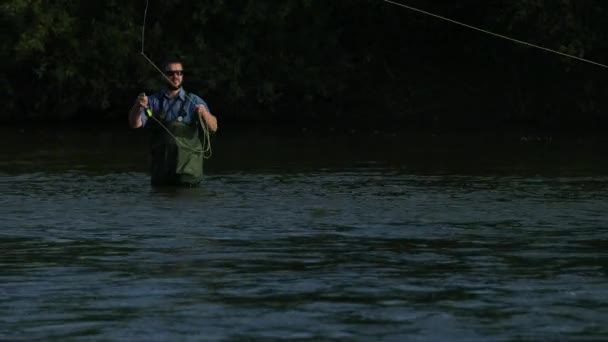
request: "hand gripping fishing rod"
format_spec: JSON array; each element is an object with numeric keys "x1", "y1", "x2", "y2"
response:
[{"x1": 138, "y1": 92, "x2": 153, "y2": 117}]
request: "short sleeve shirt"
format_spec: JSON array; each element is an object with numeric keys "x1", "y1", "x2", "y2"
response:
[{"x1": 141, "y1": 88, "x2": 209, "y2": 126}]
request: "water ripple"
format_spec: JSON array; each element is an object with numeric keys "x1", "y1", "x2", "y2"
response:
[{"x1": 2, "y1": 170, "x2": 608, "y2": 340}]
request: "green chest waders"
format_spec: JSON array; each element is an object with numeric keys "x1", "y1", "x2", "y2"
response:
[{"x1": 148, "y1": 94, "x2": 204, "y2": 186}]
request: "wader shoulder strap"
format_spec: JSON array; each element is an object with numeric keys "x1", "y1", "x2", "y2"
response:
[
  {"x1": 158, "y1": 94, "x2": 179, "y2": 117},
  {"x1": 178, "y1": 93, "x2": 190, "y2": 116},
  {"x1": 159, "y1": 92, "x2": 191, "y2": 116}
]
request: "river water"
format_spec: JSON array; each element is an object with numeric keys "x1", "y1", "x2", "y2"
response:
[{"x1": 1, "y1": 125, "x2": 607, "y2": 341}]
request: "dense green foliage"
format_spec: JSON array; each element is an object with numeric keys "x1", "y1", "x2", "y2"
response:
[{"x1": 2, "y1": 0, "x2": 608, "y2": 130}]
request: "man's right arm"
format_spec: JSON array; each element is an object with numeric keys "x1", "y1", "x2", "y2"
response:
[
  {"x1": 129, "y1": 103, "x2": 143, "y2": 128},
  {"x1": 129, "y1": 94, "x2": 148, "y2": 128}
]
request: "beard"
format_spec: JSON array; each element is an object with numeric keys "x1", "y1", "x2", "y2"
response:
[{"x1": 165, "y1": 79, "x2": 182, "y2": 91}]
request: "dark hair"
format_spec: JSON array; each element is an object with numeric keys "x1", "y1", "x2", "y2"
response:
[{"x1": 162, "y1": 58, "x2": 184, "y2": 70}]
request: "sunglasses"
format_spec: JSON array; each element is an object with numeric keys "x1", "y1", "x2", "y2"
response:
[{"x1": 164, "y1": 70, "x2": 184, "y2": 76}]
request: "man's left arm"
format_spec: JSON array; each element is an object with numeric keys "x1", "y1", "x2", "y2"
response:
[{"x1": 194, "y1": 98, "x2": 218, "y2": 133}]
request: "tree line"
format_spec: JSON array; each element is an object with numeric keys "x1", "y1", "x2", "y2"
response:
[{"x1": 2, "y1": 0, "x2": 607, "y2": 131}]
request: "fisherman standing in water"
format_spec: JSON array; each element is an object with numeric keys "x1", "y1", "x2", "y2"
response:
[{"x1": 129, "y1": 59, "x2": 218, "y2": 186}]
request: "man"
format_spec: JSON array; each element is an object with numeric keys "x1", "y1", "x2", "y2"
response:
[{"x1": 129, "y1": 59, "x2": 218, "y2": 186}]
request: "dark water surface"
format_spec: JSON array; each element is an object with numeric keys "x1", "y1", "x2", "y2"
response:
[{"x1": 1, "y1": 125, "x2": 608, "y2": 341}]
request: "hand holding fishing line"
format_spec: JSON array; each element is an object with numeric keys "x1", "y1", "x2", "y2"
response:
[
  {"x1": 196, "y1": 104, "x2": 211, "y2": 117},
  {"x1": 195, "y1": 104, "x2": 218, "y2": 133}
]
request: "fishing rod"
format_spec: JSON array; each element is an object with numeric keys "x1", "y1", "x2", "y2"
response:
[
  {"x1": 383, "y1": 0, "x2": 608, "y2": 70},
  {"x1": 139, "y1": 0, "x2": 212, "y2": 158}
]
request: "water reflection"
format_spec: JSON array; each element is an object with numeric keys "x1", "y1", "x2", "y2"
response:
[
  {"x1": 1, "y1": 125, "x2": 608, "y2": 340},
  {"x1": 2, "y1": 124, "x2": 608, "y2": 175}
]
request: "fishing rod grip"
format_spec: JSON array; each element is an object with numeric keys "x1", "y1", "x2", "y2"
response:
[{"x1": 138, "y1": 93, "x2": 153, "y2": 117}]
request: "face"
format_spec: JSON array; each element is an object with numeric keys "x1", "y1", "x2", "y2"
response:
[{"x1": 164, "y1": 63, "x2": 184, "y2": 90}]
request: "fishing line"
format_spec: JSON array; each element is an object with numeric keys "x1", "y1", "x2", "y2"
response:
[
  {"x1": 383, "y1": 0, "x2": 608, "y2": 70},
  {"x1": 140, "y1": 0, "x2": 212, "y2": 159}
]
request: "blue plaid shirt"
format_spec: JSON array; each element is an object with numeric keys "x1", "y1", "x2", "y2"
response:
[{"x1": 141, "y1": 88, "x2": 209, "y2": 126}]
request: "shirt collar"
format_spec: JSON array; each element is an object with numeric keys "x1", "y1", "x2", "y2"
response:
[{"x1": 161, "y1": 87, "x2": 186, "y2": 100}]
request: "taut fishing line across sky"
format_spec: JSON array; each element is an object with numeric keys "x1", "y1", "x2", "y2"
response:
[{"x1": 384, "y1": 0, "x2": 608, "y2": 70}]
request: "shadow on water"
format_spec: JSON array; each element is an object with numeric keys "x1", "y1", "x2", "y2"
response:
[{"x1": 1, "y1": 123, "x2": 608, "y2": 176}]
